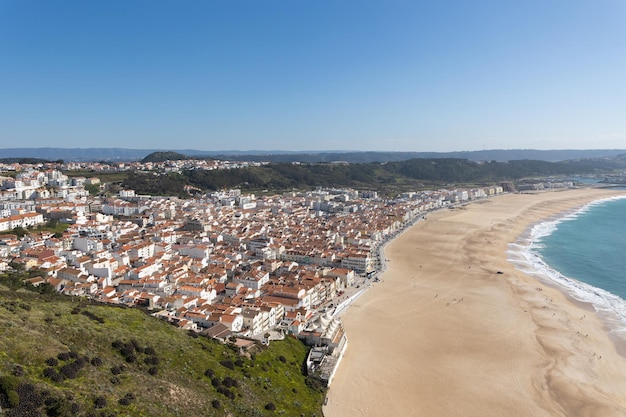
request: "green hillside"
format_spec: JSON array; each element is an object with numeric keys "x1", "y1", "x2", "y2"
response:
[{"x1": 0, "y1": 287, "x2": 325, "y2": 417}]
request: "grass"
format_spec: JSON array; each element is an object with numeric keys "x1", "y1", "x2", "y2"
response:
[{"x1": 0, "y1": 287, "x2": 325, "y2": 416}]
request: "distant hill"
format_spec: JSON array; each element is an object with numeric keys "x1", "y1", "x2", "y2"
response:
[
  {"x1": 206, "y1": 149, "x2": 626, "y2": 163},
  {"x1": 141, "y1": 151, "x2": 190, "y2": 163},
  {"x1": 120, "y1": 155, "x2": 626, "y2": 196},
  {"x1": 2, "y1": 147, "x2": 626, "y2": 163},
  {"x1": 0, "y1": 157, "x2": 58, "y2": 164}
]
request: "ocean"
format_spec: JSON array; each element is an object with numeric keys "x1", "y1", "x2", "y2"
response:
[{"x1": 508, "y1": 195, "x2": 626, "y2": 342}]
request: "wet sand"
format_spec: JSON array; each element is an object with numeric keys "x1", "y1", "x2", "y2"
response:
[{"x1": 324, "y1": 188, "x2": 626, "y2": 417}]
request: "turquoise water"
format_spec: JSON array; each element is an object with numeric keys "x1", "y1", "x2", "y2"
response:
[
  {"x1": 508, "y1": 195, "x2": 626, "y2": 336},
  {"x1": 537, "y1": 198, "x2": 626, "y2": 300}
]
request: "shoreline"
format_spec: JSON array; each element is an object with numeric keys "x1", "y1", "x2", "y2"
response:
[
  {"x1": 324, "y1": 188, "x2": 626, "y2": 417},
  {"x1": 507, "y1": 194, "x2": 626, "y2": 358}
]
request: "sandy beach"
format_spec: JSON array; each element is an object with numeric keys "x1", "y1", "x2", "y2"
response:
[{"x1": 324, "y1": 188, "x2": 626, "y2": 417}]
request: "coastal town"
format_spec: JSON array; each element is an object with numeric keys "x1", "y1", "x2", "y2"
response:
[{"x1": 1, "y1": 159, "x2": 513, "y2": 385}]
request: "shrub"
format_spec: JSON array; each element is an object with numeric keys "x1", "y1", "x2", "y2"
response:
[
  {"x1": 43, "y1": 367, "x2": 57, "y2": 379},
  {"x1": 211, "y1": 399, "x2": 221, "y2": 409},
  {"x1": 90, "y1": 357, "x2": 103, "y2": 367},
  {"x1": 148, "y1": 367, "x2": 158, "y2": 376},
  {"x1": 15, "y1": 382, "x2": 42, "y2": 408},
  {"x1": 219, "y1": 359, "x2": 234, "y2": 370},
  {"x1": 278, "y1": 355, "x2": 287, "y2": 363},
  {"x1": 130, "y1": 339, "x2": 141, "y2": 351},
  {"x1": 75, "y1": 357, "x2": 88, "y2": 367},
  {"x1": 120, "y1": 344, "x2": 135, "y2": 358},
  {"x1": 57, "y1": 352, "x2": 71, "y2": 362},
  {"x1": 50, "y1": 372, "x2": 65, "y2": 383},
  {"x1": 118, "y1": 393, "x2": 135, "y2": 406},
  {"x1": 93, "y1": 396, "x2": 107, "y2": 409},
  {"x1": 265, "y1": 402, "x2": 276, "y2": 411},
  {"x1": 144, "y1": 356, "x2": 159, "y2": 365},
  {"x1": 204, "y1": 368, "x2": 215, "y2": 378},
  {"x1": 143, "y1": 347, "x2": 156, "y2": 356},
  {"x1": 110, "y1": 366, "x2": 122, "y2": 376},
  {"x1": 46, "y1": 357, "x2": 59, "y2": 367},
  {"x1": 59, "y1": 363, "x2": 79, "y2": 379},
  {"x1": 222, "y1": 376, "x2": 239, "y2": 388},
  {"x1": 234, "y1": 358, "x2": 244, "y2": 367},
  {"x1": 125, "y1": 354, "x2": 137, "y2": 364},
  {"x1": 217, "y1": 386, "x2": 234, "y2": 399}
]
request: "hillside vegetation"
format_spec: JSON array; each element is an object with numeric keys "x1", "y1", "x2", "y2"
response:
[
  {"x1": 0, "y1": 285, "x2": 325, "y2": 417},
  {"x1": 119, "y1": 156, "x2": 624, "y2": 196}
]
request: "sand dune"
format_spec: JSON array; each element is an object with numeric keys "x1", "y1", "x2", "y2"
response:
[{"x1": 324, "y1": 189, "x2": 626, "y2": 417}]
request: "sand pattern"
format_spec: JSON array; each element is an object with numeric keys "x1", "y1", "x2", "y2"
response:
[{"x1": 324, "y1": 189, "x2": 626, "y2": 417}]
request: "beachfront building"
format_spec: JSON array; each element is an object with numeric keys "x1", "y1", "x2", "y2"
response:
[{"x1": 301, "y1": 311, "x2": 348, "y2": 386}]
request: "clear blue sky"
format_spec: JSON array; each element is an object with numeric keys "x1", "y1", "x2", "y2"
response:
[{"x1": 1, "y1": 0, "x2": 626, "y2": 152}]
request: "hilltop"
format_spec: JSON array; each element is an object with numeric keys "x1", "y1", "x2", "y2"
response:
[{"x1": 140, "y1": 151, "x2": 191, "y2": 163}]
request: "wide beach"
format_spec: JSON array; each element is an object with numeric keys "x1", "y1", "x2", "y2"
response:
[{"x1": 324, "y1": 188, "x2": 626, "y2": 417}]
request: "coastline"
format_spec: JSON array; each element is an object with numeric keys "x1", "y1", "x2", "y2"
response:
[
  {"x1": 323, "y1": 188, "x2": 626, "y2": 417},
  {"x1": 507, "y1": 194, "x2": 626, "y2": 357}
]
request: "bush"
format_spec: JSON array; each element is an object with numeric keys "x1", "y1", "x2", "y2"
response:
[
  {"x1": 278, "y1": 355, "x2": 287, "y2": 363},
  {"x1": 57, "y1": 352, "x2": 71, "y2": 362},
  {"x1": 120, "y1": 344, "x2": 135, "y2": 358},
  {"x1": 222, "y1": 376, "x2": 239, "y2": 388},
  {"x1": 90, "y1": 357, "x2": 103, "y2": 367},
  {"x1": 265, "y1": 402, "x2": 276, "y2": 411},
  {"x1": 118, "y1": 393, "x2": 135, "y2": 406},
  {"x1": 217, "y1": 386, "x2": 234, "y2": 399},
  {"x1": 148, "y1": 367, "x2": 158, "y2": 376},
  {"x1": 46, "y1": 357, "x2": 59, "y2": 367},
  {"x1": 144, "y1": 356, "x2": 159, "y2": 365},
  {"x1": 219, "y1": 359, "x2": 234, "y2": 370},
  {"x1": 59, "y1": 363, "x2": 78, "y2": 379},
  {"x1": 93, "y1": 396, "x2": 107, "y2": 409},
  {"x1": 130, "y1": 339, "x2": 141, "y2": 351},
  {"x1": 204, "y1": 368, "x2": 215, "y2": 378},
  {"x1": 143, "y1": 347, "x2": 156, "y2": 356},
  {"x1": 211, "y1": 399, "x2": 221, "y2": 409},
  {"x1": 50, "y1": 372, "x2": 65, "y2": 383}
]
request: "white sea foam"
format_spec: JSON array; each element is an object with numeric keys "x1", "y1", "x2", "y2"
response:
[{"x1": 507, "y1": 195, "x2": 626, "y2": 338}]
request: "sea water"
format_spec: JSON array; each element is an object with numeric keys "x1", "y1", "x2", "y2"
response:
[{"x1": 507, "y1": 195, "x2": 626, "y2": 341}]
